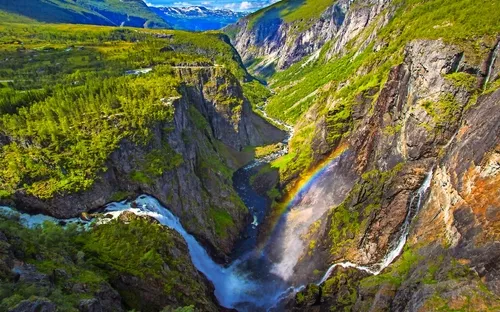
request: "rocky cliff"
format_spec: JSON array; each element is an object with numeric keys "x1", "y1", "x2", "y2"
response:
[
  {"x1": 226, "y1": 0, "x2": 394, "y2": 76},
  {"x1": 230, "y1": 0, "x2": 500, "y2": 310},
  {"x1": 5, "y1": 66, "x2": 285, "y2": 258},
  {"x1": 0, "y1": 211, "x2": 220, "y2": 311}
]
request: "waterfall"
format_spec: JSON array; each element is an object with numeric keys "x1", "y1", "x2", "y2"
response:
[
  {"x1": 0, "y1": 168, "x2": 433, "y2": 311},
  {"x1": 316, "y1": 169, "x2": 434, "y2": 285},
  {"x1": 484, "y1": 40, "x2": 500, "y2": 89},
  {"x1": 0, "y1": 93, "x2": 434, "y2": 311},
  {"x1": 102, "y1": 196, "x2": 289, "y2": 311}
]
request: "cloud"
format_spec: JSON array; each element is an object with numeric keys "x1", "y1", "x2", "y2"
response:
[{"x1": 239, "y1": 1, "x2": 253, "y2": 10}]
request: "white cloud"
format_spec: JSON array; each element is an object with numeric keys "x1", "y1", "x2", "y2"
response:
[{"x1": 239, "y1": 1, "x2": 253, "y2": 10}]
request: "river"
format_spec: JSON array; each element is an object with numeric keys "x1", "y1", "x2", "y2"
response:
[{"x1": 0, "y1": 106, "x2": 434, "y2": 311}]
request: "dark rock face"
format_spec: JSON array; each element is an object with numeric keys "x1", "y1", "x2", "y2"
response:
[{"x1": 5, "y1": 67, "x2": 285, "y2": 258}]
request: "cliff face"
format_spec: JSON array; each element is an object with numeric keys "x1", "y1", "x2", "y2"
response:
[
  {"x1": 227, "y1": 0, "x2": 393, "y2": 76},
  {"x1": 230, "y1": 0, "x2": 500, "y2": 309},
  {"x1": 6, "y1": 67, "x2": 285, "y2": 258},
  {"x1": 290, "y1": 23, "x2": 499, "y2": 312},
  {"x1": 290, "y1": 87, "x2": 500, "y2": 312}
]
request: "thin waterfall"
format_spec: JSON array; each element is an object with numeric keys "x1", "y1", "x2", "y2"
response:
[{"x1": 317, "y1": 168, "x2": 434, "y2": 285}]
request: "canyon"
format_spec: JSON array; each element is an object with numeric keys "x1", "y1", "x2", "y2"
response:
[{"x1": 0, "y1": 0, "x2": 499, "y2": 311}]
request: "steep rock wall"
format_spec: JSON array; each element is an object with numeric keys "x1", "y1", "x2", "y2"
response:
[{"x1": 227, "y1": 0, "x2": 393, "y2": 75}]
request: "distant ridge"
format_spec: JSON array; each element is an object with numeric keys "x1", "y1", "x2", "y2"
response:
[
  {"x1": 151, "y1": 5, "x2": 246, "y2": 31},
  {"x1": 0, "y1": 0, "x2": 169, "y2": 28}
]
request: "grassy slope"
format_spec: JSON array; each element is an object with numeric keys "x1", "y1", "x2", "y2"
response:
[
  {"x1": 0, "y1": 20, "x2": 246, "y2": 199},
  {"x1": 0, "y1": 0, "x2": 168, "y2": 28},
  {"x1": 246, "y1": 0, "x2": 336, "y2": 30}
]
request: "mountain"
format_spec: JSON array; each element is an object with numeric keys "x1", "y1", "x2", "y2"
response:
[
  {"x1": 0, "y1": 0, "x2": 169, "y2": 28},
  {"x1": 0, "y1": 0, "x2": 499, "y2": 311},
  {"x1": 151, "y1": 6, "x2": 246, "y2": 31},
  {"x1": 227, "y1": 0, "x2": 500, "y2": 310}
]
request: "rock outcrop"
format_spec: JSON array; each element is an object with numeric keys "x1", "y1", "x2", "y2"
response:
[
  {"x1": 0, "y1": 213, "x2": 221, "y2": 312},
  {"x1": 287, "y1": 30, "x2": 500, "y2": 312}
]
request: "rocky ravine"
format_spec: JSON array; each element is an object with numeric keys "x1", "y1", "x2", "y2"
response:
[
  {"x1": 2, "y1": 67, "x2": 286, "y2": 259},
  {"x1": 227, "y1": 0, "x2": 499, "y2": 309}
]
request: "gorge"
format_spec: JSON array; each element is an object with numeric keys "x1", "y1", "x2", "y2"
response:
[{"x1": 0, "y1": 0, "x2": 499, "y2": 311}]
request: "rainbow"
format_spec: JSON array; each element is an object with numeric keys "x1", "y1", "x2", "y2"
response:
[{"x1": 260, "y1": 143, "x2": 349, "y2": 248}]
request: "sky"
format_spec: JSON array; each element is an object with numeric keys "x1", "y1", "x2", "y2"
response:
[{"x1": 144, "y1": 0, "x2": 280, "y2": 12}]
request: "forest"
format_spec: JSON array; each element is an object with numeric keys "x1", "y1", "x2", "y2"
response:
[{"x1": 0, "y1": 23, "x2": 249, "y2": 199}]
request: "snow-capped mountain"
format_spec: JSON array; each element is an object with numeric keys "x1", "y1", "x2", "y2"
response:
[{"x1": 151, "y1": 6, "x2": 246, "y2": 31}]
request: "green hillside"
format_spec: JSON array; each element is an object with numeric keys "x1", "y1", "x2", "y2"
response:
[
  {"x1": 0, "y1": 0, "x2": 168, "y2": 28},
  {"x1": 247, "y1": 0, "x2": 336, "y2": 31},
  {"x1": 0, "y1": 21, "x2": 245, "y2": 199}
]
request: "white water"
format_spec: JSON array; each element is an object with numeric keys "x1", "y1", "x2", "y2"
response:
[
  {"x1": 0, "y1": 100, "x2": 434, "y2": 311},
  {"x1": 317, "y1": 169, "x2": 434, "y2": 285},
  {"x1": 102, "y1": 196, "x2": 290, "y2": 310},
  {"x1": 0, "y1": 206, "x2": 87, "y2": 228},
  {"x1": 1, "y1": 168, "x2": 434, "y2": 310},
  {"x1": 264, "y1": 153, "x2": 355, "y2": 281}
]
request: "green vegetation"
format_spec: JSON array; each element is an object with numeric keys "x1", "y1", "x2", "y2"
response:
[
  {"x1": 295, "y1": 284, "x2": 320, "y2": 306},
  {"x1": 129, "y1": 143, "x2": 183, "y2": 186},
  {"x1": 242, "y1": 80, "x2": 272, "y2": 109},
  {"x1": 143, "y1": 144, "x2": 184, "y2": 177},
  {"x1": 263, "y1": 0, "x2": 500, "y2": 185},
  {"x1": 270, "y1": 124, "x2": 314, "y2": 183},
  {"x1": 0, "y1": 22, "x2": 246, "y2": 199},
  {"x1": 209, "y1": 208, "x2": 235, "y2": 239},
  {"x1": 0, "y1": 0, "x2": 168, "y2": 28},
  {"x1": 321, "y1": 268, "x2": 360, "y2": 311},
  {"x1": 445, "y1": 72, "x2": 478, "y2": 91},
  {"x1": 0, "y1": 212, "x2": 211, "y2": 311},
  {"x1": 266, "y1": 0, "x2": 500, "y2": 123},
  {"x1": 361, "y1": 248, "x2": 420, "y2": 288},
  {"x1": 254, "y1": 143, "x2": 283, "y2": 158},
  {"x1": 247, "y1": 0, "x2": 335, "y2": 32},
  {"x1": 421, "y1": 93, "x2": 462, "y2": 132},
  {"x1": 199, "y1": 153, "x2": 234, "y2": 180},
  {"x1": 325, "y1": 100, "x2": 353, "y2": 145},
  {"x1": 109, "y1": 190, "x2": 134, "y2": 202},
  {"x1": 188, "y1": 106, "x2": 210, "y2": 131},
  {"x1": 329, "y1": 164, "x2": 404, "y2": 254}
]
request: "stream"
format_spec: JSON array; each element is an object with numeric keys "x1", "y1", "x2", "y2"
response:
[{"x1": 0, "y1": 106, "x2": 434, "y2": 311}]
